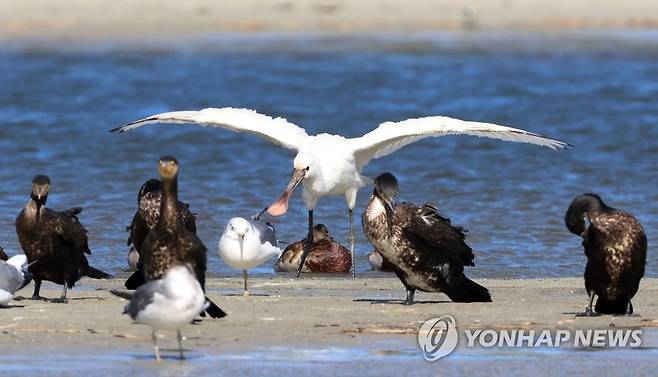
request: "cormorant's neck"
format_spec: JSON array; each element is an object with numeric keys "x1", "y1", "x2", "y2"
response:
[
  {"x1": 26, "y1": 195, "x2": 47, "y2": 222},
  {"x1": 160, "y1": 176, "x2": 180, "y2": 227}
]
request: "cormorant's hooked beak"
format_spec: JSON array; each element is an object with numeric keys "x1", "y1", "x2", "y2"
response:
[
  {"x1": 375, "y1": 190, "x2": 396, "y2": 213},
  {"x1": 564, "y1": 210, "x2": 586, "y2": 237},
  {"x1": 267, "y1": 168, "x2": 306, "y2": 217}
]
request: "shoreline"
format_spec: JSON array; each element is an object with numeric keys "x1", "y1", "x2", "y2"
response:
[
  {"x1": 2, "y1": 276, "x2": 657, "y2": 350},
  {"x1": 1, "y1": 1, "x2": 658, "y2": 43}
]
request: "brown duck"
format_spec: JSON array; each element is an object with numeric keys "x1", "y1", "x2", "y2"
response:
[{"x1": 275, "y1": 224, "x2": 351, "y2": 273}]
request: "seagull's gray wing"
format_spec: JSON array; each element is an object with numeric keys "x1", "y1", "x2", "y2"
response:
[
  {"x1": 251, "y1": 220, "x2": 278, "y2": 247},
  {"x1": 0, "y1": 262, "x2": 22, "y2": 294},
  {"x1": 125, "y1": 279, "x2": 165, "y2": 320}
]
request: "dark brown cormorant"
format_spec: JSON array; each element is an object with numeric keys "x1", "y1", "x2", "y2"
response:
[
  {"x1": 139, "y1": 156, "x2": 226, "y2": 319},
  {"x1": 15, "y1": 175, "x2": 113, "y2": 303},
  {"x1": 565, "y1": 193, "x2": 647, "y2": 316},
  {"x1": 362, "y1": 172, "x2": 491, "y2": 305},
  {"x1": 275, "y1": 224, "x2": 351, "y2": 273},
  {"x1": 124, "y1": 178, "x2": 196, "y2": 289}
]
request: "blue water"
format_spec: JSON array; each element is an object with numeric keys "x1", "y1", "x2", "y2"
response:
[{"x1": 0, "y1": 32, "x2": 656, "y2": 278}]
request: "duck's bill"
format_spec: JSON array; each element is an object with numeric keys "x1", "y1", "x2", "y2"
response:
[{"x1": 267, "y1": 168, "x2": 305, "y2": 217}]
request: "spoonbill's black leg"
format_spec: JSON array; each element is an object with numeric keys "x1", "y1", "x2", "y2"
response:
[{"x1": 295, "y1": 210, "x2": 313, "y2": 278}]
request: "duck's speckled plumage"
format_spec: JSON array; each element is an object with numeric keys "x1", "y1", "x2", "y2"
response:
[
  {"x1": 275, "y1": 224, "x2": 351, "y2": 273},
  {"x1": 566, "y1": 194, "x2": 647, "y2": 315}
]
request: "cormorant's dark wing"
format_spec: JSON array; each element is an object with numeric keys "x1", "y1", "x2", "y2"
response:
[
  {"x1": 51, "y1": 208, "x2": 91, "y2": 254},
  {"x1": 179, "y1": 201, "x2": 197, "y2": 234},
  {"x1": 399, "y1": 202, "x2": 475, "y2": 267},
  {"x1": 127, "y1": 210, "x2": 150, "y2": 253}
]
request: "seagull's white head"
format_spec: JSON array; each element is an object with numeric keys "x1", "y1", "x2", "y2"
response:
[
  {"x1": 224, "y1": 217, "x2": 252, "y2": 240},
  {"x1": 6, "y1": 254, "x2": 28, "y2": 271},
  {"x1": 267, "y1": 153, "x2": 317, "y2": 217}
]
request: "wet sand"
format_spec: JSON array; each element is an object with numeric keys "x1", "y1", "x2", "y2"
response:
[
  {"x1": 1, "y1": 0, "x2": 658, "y2": 42},
  {"x1": 2, "y1": 276, "x2": 658, "y2": 375},
  {"x1": 2, "y1": 275, "x2": 657, "y2": 351}
]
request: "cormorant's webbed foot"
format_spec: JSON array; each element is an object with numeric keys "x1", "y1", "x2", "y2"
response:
[
  {"x1": 50, "y1": 297, "x2": 68, "y2": 304},
  {"x1": 576, "y1": 294, "x2": 598, "y2": 317},
  {"x1": 28, "y1": 295, "x2": 47, "y2": 301},
  {"x1": 575, "y1": 307, "x2": 599, "y2": 317}
]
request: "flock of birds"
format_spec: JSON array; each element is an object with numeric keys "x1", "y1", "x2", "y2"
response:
[{"x1": 0, "y1": 107, "x2": 649, "y2": 361}]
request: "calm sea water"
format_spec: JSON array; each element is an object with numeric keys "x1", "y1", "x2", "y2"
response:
[{"x1": 0, "y1": 32, "x2": 656, "y2": 278}]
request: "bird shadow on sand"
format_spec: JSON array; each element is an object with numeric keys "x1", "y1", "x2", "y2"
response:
[
  {"x1": 0, "y1": 304, "x2": 26, "y2": 309},
  {"x1": 354, "y1": 298, "x2": 452, "y2": 305},
  {"x1": 223, "y1": 293, "x2": 271, "y2": 297},
  {"x1": 69, "y1": 296, "x2": 109, "y2": 301},
  {"x1": 562, "y1": 311, "x2": 641, "y2": 318}
]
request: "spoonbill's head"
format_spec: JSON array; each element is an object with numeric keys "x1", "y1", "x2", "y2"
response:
[
  {"x1": 31, "y1": 175, "x2": 51, "y2": 224},
  {"x1": 373, "y1": 172, "x2": 398, "y2": 212},
  {"x1": 267, "y1": 153, "x2": 316, "y2": 216},
  {"x1": 224, "y1": 217, "x2": 252, "y2": 241},
  {"x1": 158, "y1": 156, "x2": 179, "y2": 180}
]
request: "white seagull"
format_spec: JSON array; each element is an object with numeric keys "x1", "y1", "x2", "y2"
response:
[
  {"x1": 0, "y1": 254, "x2": 33, "y2": 305},
  {"x1": 111, "y1": 264, "x2": 206, "y2": 361},
  {"x1": 113, "y1": 107, "x2": 569, "y2": 278},
  {"x1": 218, "y1": 217, "x2": 280, "y2": 295}
]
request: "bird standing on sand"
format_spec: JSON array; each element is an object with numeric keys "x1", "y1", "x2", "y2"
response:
[
  {"x1": 15, "y1": 175, "x2": 112, "y2": 302},
  {"x1": 124, "y1": 178, "x2": 196, "y2": 289},
  {"x1": 111, "y1": 264, "x2": 205, "y2": 361},
  {"x1": 362, "y1": 173, "x2": 491, "y2": 304},
  {"x1": 275, "y1": 224, "x2": 351, "y2": 273},
  {"x1": 565, "y1": 193, "x2": 647, "y2": 316},
  {"x1": 0, "y1": 254, "x2": 33, "y2": 305},
  {"x1": 139, "y1": 157, "x2": 226, "y2": 318},
  {"x1": 218, "y1": 217, "x2": 280, "y2": 295},
  {"x1": 113, "y1": 107, "x2": 568, "y2": 279}
]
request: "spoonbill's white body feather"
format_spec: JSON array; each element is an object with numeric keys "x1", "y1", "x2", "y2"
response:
[{"x1": 114, "y1": 107, "x2": 568, "y2": 210}]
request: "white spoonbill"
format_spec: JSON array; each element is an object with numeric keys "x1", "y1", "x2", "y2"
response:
[
  {"x1": 112, "y1": 107, "x2": 569, "y2": 278},
  {"x1": 218, "y1": 217, "x2": 280, "y2": 295}
]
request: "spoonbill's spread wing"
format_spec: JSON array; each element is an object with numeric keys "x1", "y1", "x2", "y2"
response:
[
  {"x1": 351, "y1": 116, "x2": 570, "y2": 169},
  {"x1": 112, "y1": 107, "x2": 310, "y2": 151}
]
